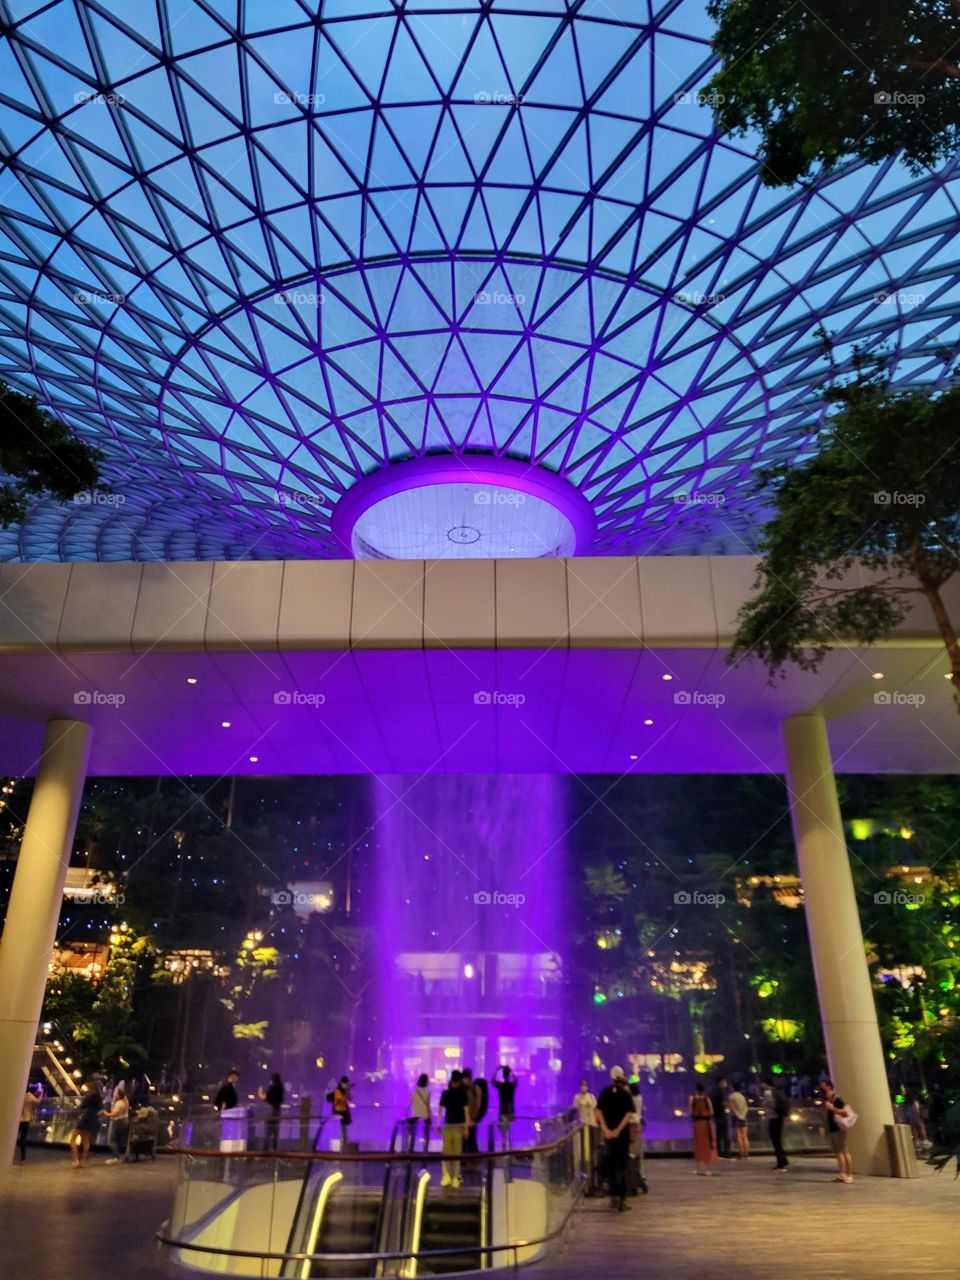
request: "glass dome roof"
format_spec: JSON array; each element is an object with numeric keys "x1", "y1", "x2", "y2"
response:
[{"x1": 0, "y1": 0, "x2": 958, "y2": 560}]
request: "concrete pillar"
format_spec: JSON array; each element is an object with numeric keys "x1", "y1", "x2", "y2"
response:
[
  {"x1": 783, "y1": 714, "x2": 894, "y2": 1175},
  {"x1": 0, "y1": 719, "x2": 91, "y2": 1162}
]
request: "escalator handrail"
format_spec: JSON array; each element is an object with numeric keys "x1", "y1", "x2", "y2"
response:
[
  {"x1": 399, "y1": 1169, "x2": 430, "y2": 1278},
  {"x1": 281, "y1": 1112, "x2": 333, "y2": 1274},
  {"x1": 483, "y1": 1123, "x2": 496, "y2": 1267},
  {"x1": 300, "y1": 1170, "x2": 344, "y2": 1280},
  {"x1": 160, "y1": 1123, "x2": 584, "y2": 1270},
  {"x1": 372, "y1": 1132, "x2": 406, "y2": 1277},
  {"x1": 161, "y1": 1205, "x2": 582, "y2": 1271},
  {"x1": 176, "y1": 1122, "x2": 580, "y2": 1164}
]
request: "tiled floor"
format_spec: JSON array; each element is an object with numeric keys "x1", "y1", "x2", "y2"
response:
[
  {"x1": 2, "y1": 1148, "x2": 957, "y2": 1279},
  {"x1": 535, "y1": 1155, "x2": 960, "y2": 1280},
  {"x1": 0, "y1": 1147, "x2": 175, "y2": 1280}
]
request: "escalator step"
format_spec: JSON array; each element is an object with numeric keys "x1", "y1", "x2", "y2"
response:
[{"x1": 417, "y1": 1255, "x2": 482, "y2": 1275}]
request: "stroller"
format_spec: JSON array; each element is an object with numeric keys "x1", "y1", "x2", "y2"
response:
[{"x1": 126, "y1": 1106, "x2": 160, "y2": 1161}]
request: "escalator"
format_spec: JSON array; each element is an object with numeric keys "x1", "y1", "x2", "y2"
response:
[
  {"x1": 416, "y1": 1188, "x2": 484, "y2": 1274},
  {"x1": 306, "y1": 1185, "x2": 382, "y2": 1278},
  {"x1": 284, "y1": 1171, "x2": 384, "y2": 1279}
]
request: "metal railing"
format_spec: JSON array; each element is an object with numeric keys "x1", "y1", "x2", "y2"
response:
[{"x1": 158, "y1": 1113, "x2": 583, "y2": 1277}]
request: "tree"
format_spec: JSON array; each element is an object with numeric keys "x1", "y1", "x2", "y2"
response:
[
  {"x1": 730, "y1": 356, "x2": 960, "y2": 708},
  {"x1": 706, "y1": 0, "x2": 960, "y2": 186},
  {"x1": 0, "y1": 379, "x2": 102, "y2": 522}
]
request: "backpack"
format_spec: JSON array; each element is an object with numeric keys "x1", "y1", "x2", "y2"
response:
[{"x1": 474, "y1": 1077, "x2": 489, "y2": 1123}]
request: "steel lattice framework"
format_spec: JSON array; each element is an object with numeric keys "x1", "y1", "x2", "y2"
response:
[{"x1": 1, "y1": 0, "x2": 959, "y2": 561}]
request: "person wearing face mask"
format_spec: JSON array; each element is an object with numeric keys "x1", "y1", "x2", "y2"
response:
[{"x1": 573, "y1": 1078, "x2": 599, "y2": 1182}]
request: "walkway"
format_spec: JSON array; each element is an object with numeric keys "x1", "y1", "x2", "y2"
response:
[
  {"x1": 534, "y1": 1155, "x2": 960, "y2": 1280},
  {"x1": 0, "y1": 1147, "x2": 174, "y2": 1280},
  {"x1": 1, "y1": 1149, "x2": 957, "y2": 1279}
]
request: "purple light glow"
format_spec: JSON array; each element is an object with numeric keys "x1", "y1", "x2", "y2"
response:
[
  {"x1": 370, "y1": 774, "x2": 567, "y2": 1104},
  {"x1": 332, "y1": 456, "x2": 597, "y2": 559}
]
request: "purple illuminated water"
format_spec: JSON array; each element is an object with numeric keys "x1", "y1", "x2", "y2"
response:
[{"x1": 370, "y1": 774, "x2": 567, "y2": 1108}]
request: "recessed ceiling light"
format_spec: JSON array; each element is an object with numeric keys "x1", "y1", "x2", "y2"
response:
[
  {"x1": 872, "y1": 672, "x2": 884, "y2": 680},
  {"x1": 643, "y1": 718, "x2": 654, "y2": 726},
  {"x1": 629, "y1": 754, "x2": 638, "y2": 761},
  {"x1": 221, "y1": 720, "x2": 231, "y2": 728},
  {"x1": 249, "y1": 755, "x2": 258, "y2": 763},
  {"x1": 186, "y1": 676, "x2": 198, "y2": 685},
  {"x1": 661, "y1": 673, "x2": 673, "y2": 681}
]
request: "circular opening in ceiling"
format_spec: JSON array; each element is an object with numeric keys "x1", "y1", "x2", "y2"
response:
[{"x1": 332, "y1": 457, "x2": 596, "y2": 560}]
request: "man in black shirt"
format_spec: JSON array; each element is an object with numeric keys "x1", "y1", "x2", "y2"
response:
[
  {"x1": 763, "y1": 1077, "x2": 790, "y2": 1170},
  {"x1": 710, "y1": 1075, "x2": 730, "y2": 1159},
  {"x1": 214, "y1": 1069, "x2": 239, "y2": 1112},
  {"x1": 439, "y1": 1071, "x2": 470, "y2": 1188},
  {"x1": 594, "y1": 1067, "x2": 636, "y2": 1210},
  {"x1": 492, "y1": 1066, "x2": 517, "y2": 1149}
]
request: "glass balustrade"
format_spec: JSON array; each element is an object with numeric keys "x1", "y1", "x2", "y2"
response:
[{"x1": 158, "y1": 1113, "x2": 584, "y2": 1278}]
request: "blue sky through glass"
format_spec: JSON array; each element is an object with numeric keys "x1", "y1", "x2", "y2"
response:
[{"x1": 0, "y1": 0, "x2": 958, "y2": 560}]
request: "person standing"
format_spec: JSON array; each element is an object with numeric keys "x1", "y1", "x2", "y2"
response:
[
  {"x1": 70, "y1": 1081, "x2": 102, "y2": 1169},
  {"x1": 928, "y1": 1083, "x2": 950, "y2": 1144},
  {"x1": 259, "y1": 1073, "x2": 284, "y2": 1151},
  {"x1": 492, "y1": 1065, "x2": 517, "y2": 1150},
  {"x1": 627, "y1": 1081, "x2": 648, "y2": 1194},
  {"x1": 407, "y1": 1073, "x2": 432, "y2": 1152},
  {"x1": 689, "y1": 1083, "x2": 716, "y2": 1175},
  {"x1": 573, "y1": 1079, "x2": 598, "y2": 1181},
  {"x1": 903, "y1": 1093, "x2": 930, "y2": 1153},
  {"x1": 461, "y1": 1069, "x2": 478, "y2": 1155},
  {"x1": 332, "y1": 1076, "x2": 352, "y2": 1149},
  {"x1": 763, "y1": 1077, "x2": 789, "y2": 1171},
  {"x1": 101, "y1": 1086, "x2": 130, "y2": 1165},
  {"x1": 439, "y1": 1071, "x2": 470, "y2": 1188},
  {"x1": 727, "y1": 1083, "x2": 750, "y2": 1159},
  {"x1": 822, "y1": 1079, "x2": 854, "y2": 1184},
  {"x1": 17, "y1": 1085, "x2": 40, "y2": 1162},
  {"x1": 214, "y1": 1069, "x2": 239, "y2": 1112},
  {"x1": 710, "y1": 1075, "x2": 731, "y2": 1159},
  {"x1": 573, "y1": 1079, "x2": 598, "y2": 1125},
  {"x1": 595, "y1": 1067, "x2": 635, "y2": 1210}
]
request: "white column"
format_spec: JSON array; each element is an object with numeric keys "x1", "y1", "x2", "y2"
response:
[
  {"x1": 783, "y1": 714, "x2": 894, "y2": 1175},
  {"x1": 0, "y1": 719, "x2": 91, "y2": 1162}
]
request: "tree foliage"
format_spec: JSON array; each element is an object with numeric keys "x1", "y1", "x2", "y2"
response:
[
  {"x1": 707, "y1": 0, "x2": 960, "y2": 186},
  {"x1": 0, "y1": 379, "x2": 102, "y2": 523},
  {"x1": 730, "y1": 356, "x2": 960, "y2": 707}
]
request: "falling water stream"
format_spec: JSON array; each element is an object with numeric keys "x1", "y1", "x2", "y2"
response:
[{"x1": 369, "y1": 774, "x2": 568, "y2": 1106}]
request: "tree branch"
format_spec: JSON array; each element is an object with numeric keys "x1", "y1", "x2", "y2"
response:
[{"x1": 906, "y1": 56, "x2": 960, "y2": 78}]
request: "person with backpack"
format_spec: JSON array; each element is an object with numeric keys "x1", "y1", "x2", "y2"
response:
[
  {"x1": 330, "y1": 1076, "x2": 352, "y2": 1149},
  {"x1": 762, "y1": 1077, "x2": 790, "y2": 1171},
  {"x1": 822, "y1": 1079, "x2": 855, "y2": 1184},
  {"x1": 689, "y1": 1082, "x2": 717, "y2": 1175},
  {"x1": 461, "y1": 1068, "x2": 487, "y2": 1156}
]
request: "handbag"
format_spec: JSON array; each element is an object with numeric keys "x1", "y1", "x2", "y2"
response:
[{"x1": 835, "y1": 1107, "x2": 858, "y2": 1130}]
